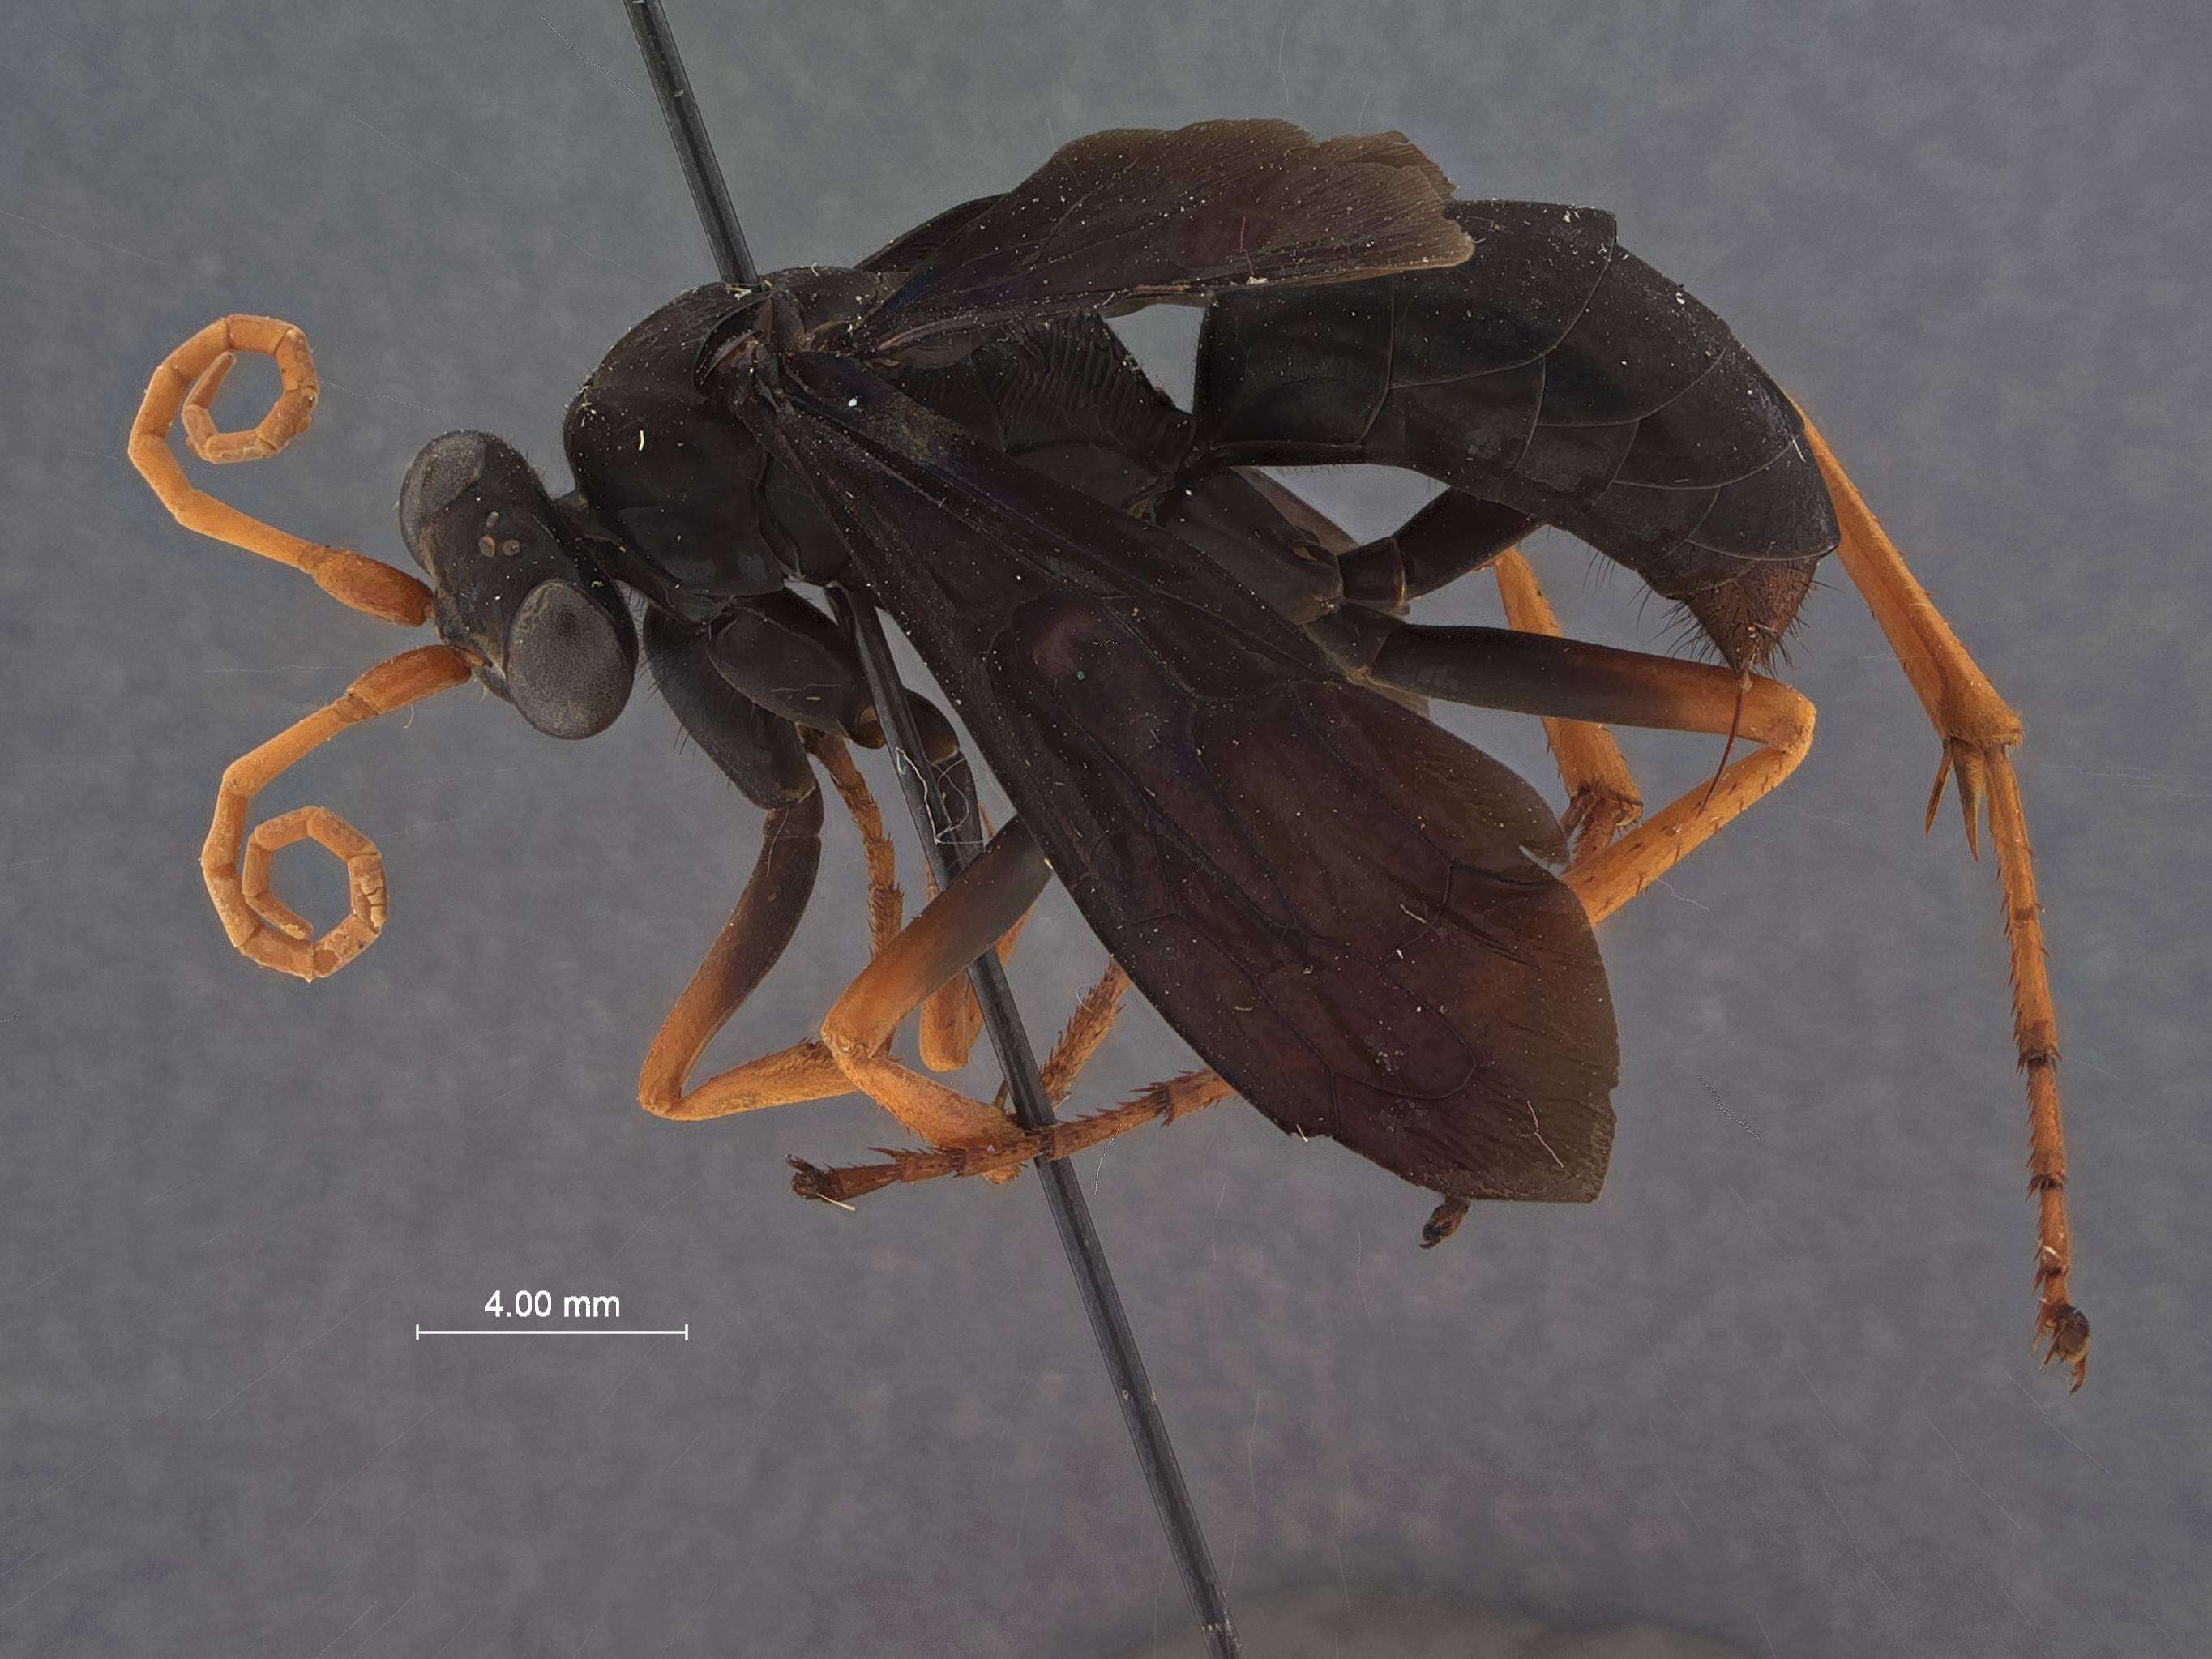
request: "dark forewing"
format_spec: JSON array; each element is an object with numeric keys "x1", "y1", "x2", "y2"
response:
[
  {"x1": 857, "y1": 193, "x2": 1001, "y2": 275},
  {"x1": 882, "y1": 311, "x2": 1194, "y2": 511},
  {"x1": 855, "y1": 121, "x2": 1473, "y2": 358},
  {"x1": 766, "y1": 353, "x2": 1619, "y2": 1202}
]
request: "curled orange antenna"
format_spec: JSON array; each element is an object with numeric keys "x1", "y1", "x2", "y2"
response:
[
  {"x1": 129, "y1": 316, "x2": 472, "y2": 977},
  {"x1": 127, "y1": 315, "x2": 434, "y2": 627},
  {"x1": 200, "y1": 644, "x2": 470, "y2": 981}
]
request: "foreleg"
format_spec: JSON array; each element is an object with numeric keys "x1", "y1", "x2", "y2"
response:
[
  {"x1": 636, "y1": 786, "x2": 849, "y2": 1121},
  {"x1": 635, "y1": 730, "x2": 984, "y2": 1122}
]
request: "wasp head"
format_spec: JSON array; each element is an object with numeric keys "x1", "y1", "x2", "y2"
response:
[{"x1": 398, "y1": 431, "x2": 638, "y2": 739}]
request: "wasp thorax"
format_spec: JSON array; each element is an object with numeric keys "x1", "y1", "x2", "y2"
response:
[{"x1": 398, "y1": 430, "x2": 638, "y2": 739}]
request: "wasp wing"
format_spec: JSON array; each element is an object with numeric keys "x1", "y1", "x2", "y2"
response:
[
  {"x1": 768, "y1": 353, "x2": 1618, "y2": 1203},
  {"x1": 857, "y1": 193, "x2": 1000, "y2": 275},
  {"x1": 854, "y1": 120, "x2": 1473, "y2": 359}
]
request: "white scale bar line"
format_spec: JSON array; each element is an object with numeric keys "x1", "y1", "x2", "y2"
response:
[{"x1": 415, "y1": 1326, "x2": 689, "y2": 1339}]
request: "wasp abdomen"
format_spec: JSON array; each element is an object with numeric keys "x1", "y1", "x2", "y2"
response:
[{"x1": 1192, "y1": 200, "x2": 1838, "y2": 667}]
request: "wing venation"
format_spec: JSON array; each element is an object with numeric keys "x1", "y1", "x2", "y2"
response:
[
  {"x1": 762, "y1": 354, "x2": 1619, "y2": 1202},
  {"x1": 858, "y1": 120, "x2": 1473, "y2": 356}
]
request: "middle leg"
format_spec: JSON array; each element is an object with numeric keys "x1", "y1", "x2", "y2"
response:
[
  {"x1": 817, "y1": 817, "x2": 1051, "y2": 1152},
  {"x1": 794, "y1": 1067, "x2": 1233, "y2": 1204}
]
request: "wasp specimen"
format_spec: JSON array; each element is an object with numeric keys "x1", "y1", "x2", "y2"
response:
[{"x1": 130, "y1": 121, "x2": 2085, "y2": 1385}]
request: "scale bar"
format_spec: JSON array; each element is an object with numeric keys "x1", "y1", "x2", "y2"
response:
[{"x1": 415, "y1": 1326, "x2": 689, "y2": 1339}]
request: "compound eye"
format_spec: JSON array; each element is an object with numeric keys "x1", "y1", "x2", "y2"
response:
[
  {"x1": 503, "y1": 579, "x2": 637, "y2": 739},
  {"x1": 399, "y1": 431, "x2": 493, "y2": 571}
]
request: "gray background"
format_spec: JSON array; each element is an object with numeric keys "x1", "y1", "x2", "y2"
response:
[{"x1": 5, "y1": 2, "x2": 2207, "y2": 1654}]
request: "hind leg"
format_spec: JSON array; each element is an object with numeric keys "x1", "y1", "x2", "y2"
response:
[
  {"x1": 1801, "y1": 414, "x2": 2085, "y2": 1387},
  {"x1": 1491, "y1": 549, "x2": 1645, "y2": 863},
  {"x1": 1339, "y1": 619, "x2": 1817, "y2": 921},
  {"x1": 795, "y1": 634, "x2": 1812, "y2": 1209},
  {"x1": 1230, "y1": 471, "x2": 1645, "y2": 865}
]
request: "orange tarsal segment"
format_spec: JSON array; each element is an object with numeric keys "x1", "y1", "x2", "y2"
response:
[
  {"x1": 202, "y1": 644, "x2": 469, "y2": 982},
  {"x1": 128, "y1": 314, "x2": 434, "y2": 627},
  {"x1": 1799, "y1": 409, "x2": 2084, "y2": 1390},
  {"x1": 793, "y1": 1063, "x2": 1227, "y2": 1204}
]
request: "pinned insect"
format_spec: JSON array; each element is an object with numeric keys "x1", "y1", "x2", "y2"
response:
[{"x1": 130, "y1": 120, "x2": 2086, "y2": 1386}]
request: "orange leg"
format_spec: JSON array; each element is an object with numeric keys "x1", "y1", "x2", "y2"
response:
[
  {"x1": 1354, "y1": 620, "x2": 1817, "y2": 924},
  {"x1": 1491, "y1": 548, "x2": 1644, "y2": 863},
  {"x1": 1029, "y1": 959, "x2": 1132, "y2": 1109},
  {"x1": 1802, "y1": 414, "x2": 2086, "y2": 1387},
  {"x1": 796, "y1": 639, "x2": 1815, "y2": 1209},
  {"x1": 794, "y1": 1067, "x2": 1233, "y2": 1204},
  {"x1": 820, "y1": 733, "x2": 904, "y2": 960},
  {"x1": 794, "y1": 956, "x2": 1137, "y2": 1201},
  {"x1": 914, "y1": 907, "x2": 1029, "y2": 1072},
  {"x1": 1560, "y1": 675, "x2": 1814, "y2": 926},
  {"x1": 639, "y1": 731, "x2": 1115, "y2": 1148},
  {"x1": 913, "y1": 761, "x2": 1033, "y2": 1075},
  {"x1": 635, "y1": 785, "x2": 848, "y2": 1122},
  {"x1": 815, "y1": 819, "x2": 1050, "y2": 1154},
  {"x1": 639, "y1": 733, "x2": 918, "y2": 1122}
]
